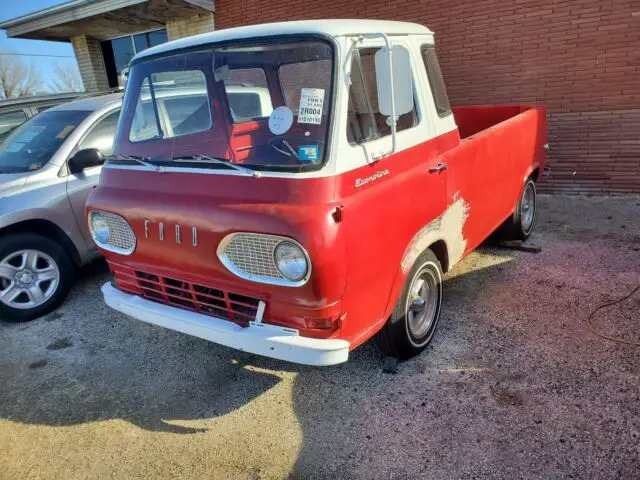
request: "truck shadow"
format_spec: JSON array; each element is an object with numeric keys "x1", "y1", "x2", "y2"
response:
[
  {"x1": 0, "y1": 260, "x2": 285, "y2": 434},
  {"x1": 287, "y1": 245, "x2": 520, "y2": 477}
]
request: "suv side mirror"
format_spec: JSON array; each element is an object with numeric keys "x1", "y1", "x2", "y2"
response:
[
  {"x1": 375, "y1": 46, "x2": 414, "y2": 117},
  {"x1": 68, "y1": 148, "x2": 105, "y2": 174}
]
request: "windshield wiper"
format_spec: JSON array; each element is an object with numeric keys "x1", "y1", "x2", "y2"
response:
[
  {"x1": 173, "y1": 154, "x2": 261, "y2": 178},
  {"x1": 111, "y1": 153, "x2": 164, "y2": 172}
]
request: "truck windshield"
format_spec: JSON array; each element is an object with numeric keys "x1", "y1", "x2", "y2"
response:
[
  {"x1": 0, "y1": 110, "x2": 89, "y2": 174},
  {"x1": 116, "y1": 38, "x2": 334, "y2": 172}
]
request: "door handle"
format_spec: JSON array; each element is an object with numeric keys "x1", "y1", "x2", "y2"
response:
[{"x1": 429, "y1": 162, "x2": 448, "y2": 174}]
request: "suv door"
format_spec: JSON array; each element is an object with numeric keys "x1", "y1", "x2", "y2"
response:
[{"x1": 66, "y1": 109, "x2": 120, "y2": 250}]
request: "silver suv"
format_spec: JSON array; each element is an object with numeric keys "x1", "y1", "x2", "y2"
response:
[{"x1": 0, "y1": 93, "x2": 122, "y2": 321}]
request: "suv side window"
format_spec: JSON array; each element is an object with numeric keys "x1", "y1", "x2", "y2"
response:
[
  {"x1": 421, "y1": 47, "x2": 451, "y2": 116},
  {"x1": 0, "y1": 110, "x2": 27, "y2": 138},
  {"x1": 78, "y1": 110, "x2": 120, "y2": 157},
  {"x1": 347, "y1": 47, "x2": 418, "y2": 144}
]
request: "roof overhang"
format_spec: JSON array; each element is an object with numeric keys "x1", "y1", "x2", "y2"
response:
[{"x1": 0, "y1": 0, "x2": 215, "y2": 42}]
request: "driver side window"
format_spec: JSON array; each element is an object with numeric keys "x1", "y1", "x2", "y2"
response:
[
  {"x1": 347, "y1": 48, "x2": 418, "y2": 144},
  {"x1": 77, "y1": 110, "x2": 120, "y2": 157}
]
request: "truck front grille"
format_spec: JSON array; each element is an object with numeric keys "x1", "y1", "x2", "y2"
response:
[
  {"x1": 109, "y1": 263, "x2": 261, "y2": 325},
  {"x1": 221, "y1": 233, "x2": 285, "y2": 280}
]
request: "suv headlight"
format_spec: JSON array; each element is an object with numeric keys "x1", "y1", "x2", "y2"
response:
[
  {"x1": 88, "y1": 210, "x2": 136, "y2": 255},
  {"x1": 217, "y1": 233, "x2": 311, "y2": 287},
  {"x1": 274, "y1": 241, "x2": 308, "y2": 282}
]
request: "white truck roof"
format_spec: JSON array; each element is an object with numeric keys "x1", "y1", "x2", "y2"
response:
[{"x1": 134, "y1": 19, "x2": 433, "y2": 63}]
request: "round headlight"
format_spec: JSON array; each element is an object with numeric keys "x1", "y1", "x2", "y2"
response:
[
  {"x1": 274, "y1": 241, "x2": 308, "y2": 282},
  {"x1": 91, "y1": 213, "x2": 111, "y2": 244}
]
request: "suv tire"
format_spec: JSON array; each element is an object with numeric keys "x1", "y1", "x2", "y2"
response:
[{"x1": 0, "y1": 233, "x2": 74, "y2": 322}]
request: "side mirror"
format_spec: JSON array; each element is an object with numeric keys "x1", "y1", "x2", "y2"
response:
[
  {"x1": 68, "y1": 148, "x2": 105, "y2": 174},
  {"x1": 374, "y1": 46, "x2": 414, "y2": 118}
]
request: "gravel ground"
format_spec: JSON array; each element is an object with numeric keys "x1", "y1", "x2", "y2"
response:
[{"x1": 0, "y1": 194, "x2": 639, "y2": 479}]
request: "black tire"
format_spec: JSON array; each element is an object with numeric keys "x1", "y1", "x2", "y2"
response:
[
  {"x1": 0, "y1": 233, "x2": 74, "y2": 322},
  {"x1": 498, "y1": 179, "x2": 537, "y2": 241},
  {"x1": 376, "y1": 249, "x2": 443, "y2": 360}
]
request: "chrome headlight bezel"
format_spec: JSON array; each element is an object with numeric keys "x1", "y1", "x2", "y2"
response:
[
  {"x1": 217, "y1": 233, "x2": 311, "y2": 287},
  {"x1": 88, "y1": 210, "x2": 137, "y2": 255}
]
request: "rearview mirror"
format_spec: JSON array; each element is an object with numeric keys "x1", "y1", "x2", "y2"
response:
[
  {"x1": 68, "y1": 148, "x2": 105, "y2": 174},
  {"x1": 375, "y1": 46, "x2": 414, "y2": 118}
]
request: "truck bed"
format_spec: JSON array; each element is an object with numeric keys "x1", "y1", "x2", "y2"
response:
[
  {"x1": 452, "y1": 105, "x2": 540, "y2": 139},
  {"x1": 443, "y1": 104, "x2": 547, "y2": 255}
]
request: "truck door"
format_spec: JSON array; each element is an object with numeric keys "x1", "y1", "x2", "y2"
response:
[
  {"x1": 66, "y1": 109, "x2": 120, "y2": 249},
  {"x1": 338, "y1": 37, "x2": 447, "y2": 340}
]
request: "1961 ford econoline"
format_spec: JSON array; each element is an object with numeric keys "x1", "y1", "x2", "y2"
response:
[{"x1": 85, "y1": 20, "x2": 546, "y2": 365}]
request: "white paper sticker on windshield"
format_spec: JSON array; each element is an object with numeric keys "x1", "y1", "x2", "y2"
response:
[
  {"x1": 5, "y1": 142, "x2": 25, "y2": 153},
  {"x1": 15, "y1": 125, "x2": 46, "y2": 143},
  {"x1": 298, "y1": 88, "x2": 324, "y2": 125},
  {"x1": 269, "y1": 106, "x2": 293, "y2": 135}
]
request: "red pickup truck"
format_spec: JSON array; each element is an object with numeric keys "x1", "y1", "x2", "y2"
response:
[{"x1": 85, "y1": 20, "x2": 546, "y2": 366}]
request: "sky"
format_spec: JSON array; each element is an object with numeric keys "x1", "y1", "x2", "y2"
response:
[{"x1": 0, "y1": 0, "x2": 80, "y2": 93}]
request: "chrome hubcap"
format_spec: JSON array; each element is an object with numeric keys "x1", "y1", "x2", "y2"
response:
[
  {"x1": 406, "y1": 268, "x2": 439, "y2": 340},
  {"x1": 521, "y1": 183, "x2": 535, "y2": 232},
  {"x1": 0, "y1": 250, "x2": 60, "y2": 309}
]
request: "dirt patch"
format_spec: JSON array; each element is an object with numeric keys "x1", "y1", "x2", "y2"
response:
[
  {"x1": 490, "y1": 387, "x2": 525, "y2": 407},
  {"x1": 45, "y1": 312, "x2": 64, "y2": 322},
  {"x1": 45, "y1": 338, "x2": 73, "y2": 351},
  {"x1": 28, "y1": 360, "x2": 47, "y2": 369}
]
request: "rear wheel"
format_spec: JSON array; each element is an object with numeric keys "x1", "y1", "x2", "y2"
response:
[
  {"x1": 499, "y1": 179, "x2": 537, "y2": 241},
  {"x1": 0, "y1": 234, "x2": 74, "y2": 322},
  {"x1": 376, "y1": 249, "x2": 443, "y2": 360}
]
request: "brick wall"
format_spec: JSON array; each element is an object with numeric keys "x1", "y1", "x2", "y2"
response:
[
  {"x1": 71, "y1": 34, "x2": 110, "y2": 92},
  {"x1": 167, "y1": 12, "x2": 216, "y2": 41},
  {"x1": 215, "y1": 0, "x2": 640, "y2": 194}
]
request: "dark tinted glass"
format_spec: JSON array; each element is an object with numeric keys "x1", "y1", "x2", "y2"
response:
[
  {"x1": 111, "y1": 36, "x2": 135, "y2": 76},
  {"x1": 0, "y1": 110, "x2": 27, "y2": 136},
  {"x1": 133, "y1": 33, "x2": 150, "y2": 53},
  {"x1": 148, "y1": 29, "x2": 168, "y2": 47},
  {"x1": 421, "y1": 47, "x2": 451, "y2": 115},
  {"x1": 0, "y1": 110, "x2": 89, "y2": 173},
  {"x1": 78, "y1": 110, "x2": 120, "y2": 156}
]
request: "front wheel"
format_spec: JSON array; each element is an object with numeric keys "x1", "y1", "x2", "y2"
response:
[
  {"x1": 499, "y1": 179, "x2": 537, "y2": 241},
  {"x1": 0, "y1": 234, "x2": 74, "y2": 322},
  {"x1": 376, "y1": 249, "x2": 443, "y2": 360}
]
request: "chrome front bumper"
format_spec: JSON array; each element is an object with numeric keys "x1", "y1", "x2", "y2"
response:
[{"x1": 101, "y1": 283, "x2": 350, "y2": 366}]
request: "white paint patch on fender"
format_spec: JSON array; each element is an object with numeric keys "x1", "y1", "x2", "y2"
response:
[{"x1": 401, "y1": 196, "x2": 470, "y2": 273}]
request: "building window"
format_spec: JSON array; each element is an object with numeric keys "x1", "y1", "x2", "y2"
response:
[{"x1": 101, "y1": 29, "x2": 168, "y2": 88}]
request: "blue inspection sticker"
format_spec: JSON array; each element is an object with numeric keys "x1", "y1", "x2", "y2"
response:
[{"x1": 298, "y1": 145, "x2": 319, "y2": 162}]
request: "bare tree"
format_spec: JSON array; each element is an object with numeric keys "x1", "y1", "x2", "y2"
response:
[
  {"x1": 49, "y1": 62, "x2": 84, "y2": 93},
  {"x1": 0, "y1": 51, "x2": 42, "y2": 99}
]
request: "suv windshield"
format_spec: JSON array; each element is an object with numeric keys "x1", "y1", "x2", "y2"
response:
[
  {"x1": 0, "y1": 110, "x2": 89, "y2": 174},
  {"x1": 116, "y1": 38, "x2": 334, "y2": 172}
]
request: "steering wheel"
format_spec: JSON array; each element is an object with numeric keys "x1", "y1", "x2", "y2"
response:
[{"x1": 267, "y1": 137, "x2": 325, "y2": 160}]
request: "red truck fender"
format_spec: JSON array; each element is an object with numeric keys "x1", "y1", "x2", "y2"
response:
[{"x1": 381, "y1": 197, "x2": 470, "y2": 322}]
